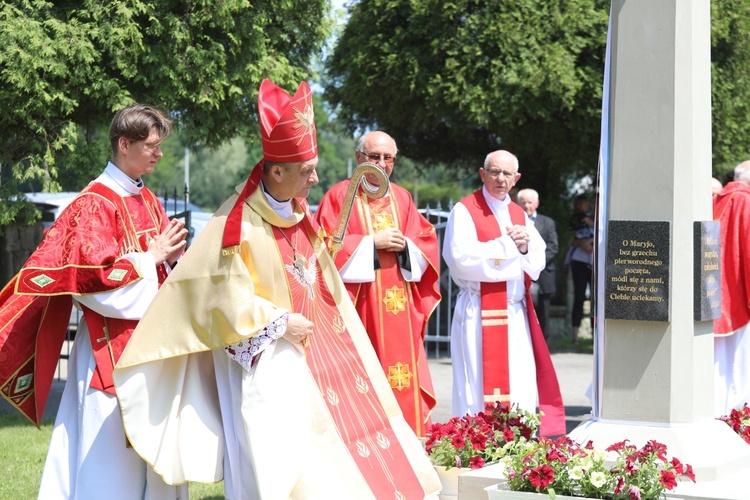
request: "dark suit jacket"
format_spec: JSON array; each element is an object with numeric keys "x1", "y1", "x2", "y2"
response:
[{"x1": 533, "y1": 213, "x2": 558, "y2": 295}]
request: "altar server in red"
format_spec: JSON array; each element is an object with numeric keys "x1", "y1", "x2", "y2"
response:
[
  {"x1": 0, "y1": 104, "x2": 188, "y2": 498},
  {"x1": 315, "y1": 131, "x2": 441, "y2": 437},
  {"x1": 442, "y1": 150, "x2": 566, "y2": 437}
]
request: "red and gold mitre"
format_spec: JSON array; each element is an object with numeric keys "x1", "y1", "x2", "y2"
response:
[
  {"x1": 259, "y1": 79, "x2": 317, "y2": 162},
  {"x1": 222, "y1": 79, "x2": 318, "y2": 253}
]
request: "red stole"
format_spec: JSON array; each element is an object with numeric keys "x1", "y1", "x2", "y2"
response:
[
  {"x1": 273, "y1": 217, "x2": 425, "y2": 499},
  {"x1": 461, "y1": 190, "x2": 566, "y2": 436}
]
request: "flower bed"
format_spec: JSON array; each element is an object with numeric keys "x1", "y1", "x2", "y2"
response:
[
  {"x1": 497, "y1": 436, "x2": 695, "y2": 499},
  {"x1": 425, "y1": 402, "x2": 540, "y2": 470}
]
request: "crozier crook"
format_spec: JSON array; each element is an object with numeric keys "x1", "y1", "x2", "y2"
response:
[{"x1": 329, "y1": 161, "x2": 389, "y2": 260}]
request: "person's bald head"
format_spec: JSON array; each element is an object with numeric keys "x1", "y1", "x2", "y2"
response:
[
  {"x1": 734, "y1": 161, "x2": 750, "y2": 186},
  {"x1": 517, "y1": 188, "x2": 540, "y2": 217},
  {"x1": 356, "y1": 131, "x2": 398, "y2": 184}
]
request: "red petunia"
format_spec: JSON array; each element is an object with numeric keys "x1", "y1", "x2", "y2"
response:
[
  {"x1": 644, "y1": 440, "x2": 668, "y2": 461},
  {"x1": 469, "y1": 455, "x2": 486, "y2": 470},
  {"x1": 614, "y1": 476, "x2": 625, "y2": 494},
  {"x1": 528, "y1": 464, "x2": 555, "y2": 489},
  {"x1": 659, "y1": 469, "x2": 678, "y2": 489},
  {"x1": 451, "y1": 434, "x2": 466, "y2": 449},
  {"x1": 684, "y1": 463, "x2": 696, "y2": 482}
]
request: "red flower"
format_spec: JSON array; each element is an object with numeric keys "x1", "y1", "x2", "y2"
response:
[
  {"x1": 503, "y1": 428, "x2": 515, "y2": 443},
  {"x1": 659, "y1": 469, "x2": 678, "y2": 489},
  {"x1": 470, "y1": 432, "x2": 488, "y2": 450},
  {"x1": 451, "y1": 434, "x2": 466, "y2": 449},
  {"x1": 528, "y1": 464, "x2": 555, "y2": 489},
  {"x1": 606, "y1": 439, "x2": 629, "y2": 452},
  {"x1": 469, "y1": 455, "x2": 486, "y2": 469},
  {"x1": 644, "y1": 440, "x2": 668, "y2": 461},
  {"x1": 614, "y1": 476, "x2": 625, "y2": 494},
  {"x1": 684, "y1": 463, "x2": 696, "y2": 482}
]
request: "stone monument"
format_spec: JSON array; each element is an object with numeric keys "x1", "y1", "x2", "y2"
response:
[{"x1": 569, "y1": 1, "x2": 750, "y2": 496}]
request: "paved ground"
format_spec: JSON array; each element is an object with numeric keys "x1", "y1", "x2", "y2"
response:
[
  {"x1": 1, "y1": 351, "x2": 595, "y2": 433},
  {"x1": 428, "y1": 353, "x2": 594, "y2": 433}
]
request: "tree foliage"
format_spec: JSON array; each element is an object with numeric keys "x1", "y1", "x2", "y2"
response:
[
  {"x1": 711, "y1": 0, "x2": 750, "y2": 183},
  {"x1": 0, "y1": 0, "x2": 332, "y2": 225},
  {"x1": 327, "y1": 0, "x2": 750, "y2": 213},
  {"x1": 326, "y1": 0, "x2": 609, "y2": 216}
]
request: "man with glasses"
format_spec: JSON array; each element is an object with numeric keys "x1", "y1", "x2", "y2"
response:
[
  {"x1": 315, "y1": 131, "x2": 441, "y2": 437},
  {"x1": 442, "y1": 150, "x2": 565, "y2": 436},
  {"x1": 0, "y1": 104, "x2": 188, "y2": 498}
]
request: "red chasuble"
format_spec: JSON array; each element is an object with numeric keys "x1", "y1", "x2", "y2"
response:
[
  {"x1": 713, "y1": 181, "x2": 750, "y2": 336},
  {"x1": 273, "y1": 217, "x2": 426, "y2": 498},
  {"x1": 0, "y1": 182, "x2": 168, "y2": 425},
  {"x1": 461, "y1": 189, "x2": 566, "y2": 436},
  {"x1": 315, "y1": 180, "x2": 441, "y2": 437}
]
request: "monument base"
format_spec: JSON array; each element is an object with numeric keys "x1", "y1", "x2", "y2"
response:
[{"x1": 569, "y1": 418, "x2": 750, "y2": 500}]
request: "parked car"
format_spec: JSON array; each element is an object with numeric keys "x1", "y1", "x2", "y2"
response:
[{"x1": 24, "y1": 192, "x2": 212, "y2": 241}]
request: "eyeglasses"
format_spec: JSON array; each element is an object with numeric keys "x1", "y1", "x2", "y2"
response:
[
  {"x1": 482, "y1": 168, "x2": 517, "y2": 180},
  {"x1": 360, "y1": 151, "x2": 396, "y2": 164}
]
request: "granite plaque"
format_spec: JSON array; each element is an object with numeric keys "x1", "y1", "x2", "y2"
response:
[
  {"x1": 694, "y1": 221, "x2": 721, "y2": 321},
  {"x1": 605, "y1": 220, "x2": 670, "y2": 322}
]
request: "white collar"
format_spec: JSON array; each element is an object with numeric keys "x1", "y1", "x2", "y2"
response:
[
  {"x1": 104, "y1": 162, "x2": 143, "y2": 194},
  {"x1": 260, "y1": 180, "x2": 294, "y2": 218},
  {"x1": 482, "y1": 185, "x2": 511, "y2": 211}
]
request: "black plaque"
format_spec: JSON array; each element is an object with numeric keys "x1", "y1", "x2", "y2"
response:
[
  {"x1": 605, "y1": 220, "x2": 670, "y2": 322},
  {"x1": 694, "y1": 221, "x2": 721, "y2": 321}
]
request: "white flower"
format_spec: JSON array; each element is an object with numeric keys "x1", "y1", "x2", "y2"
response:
[
  {"x1": 590, "y1": 470, "x2": 607, "y2": 488},
  {"x1": 569, "y1": 465, "x2": 585, "y2": 481}
]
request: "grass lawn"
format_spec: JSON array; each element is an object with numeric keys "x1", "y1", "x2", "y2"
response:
[{"x1": 0, "y1": 412, "x2": 223, "y2": 499}]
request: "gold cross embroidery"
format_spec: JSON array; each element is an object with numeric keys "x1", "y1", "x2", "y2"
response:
[
  {"x1": 387, "y1": 362, "x2": 413, "y2": 391},
  {"x1": 489, "y1": 257, "x2": 505, "y2": 270},
  {"x1": 383, "y1": 285, "x2": 407, "y2": 315},
  {"x1": 484, "y1": 388, "x2": 511, "y2": 403},
  {"x1": 371, "y1": 212, "x2": 395, "y2": 232}
]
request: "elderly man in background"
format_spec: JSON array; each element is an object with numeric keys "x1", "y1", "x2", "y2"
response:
[
  {"x1": 517, "y1": 188, "x2": 559, "y2": 340},
  {"x1": 442, "y1": 150, "x2": 565, "y2": 436},
  {"x1": 315, "y1": 131, "x2": 441, "y2": 437},
  {"x1": 714, "y1": 160, "x2": 750, "y2": 416}
]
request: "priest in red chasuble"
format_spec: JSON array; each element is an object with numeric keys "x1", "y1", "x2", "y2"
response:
[
  {"x1": 442, "y1": 150, "x2": 566, "y2": 437},
  {"x1": 714, "y1": 160, "x2": 750, "y2": 416},
  {"x1": 114, "y1": 81, "x2": 440, "y2": 499},
  {"x1": 0, "y1": 104, "x2": 188, "y2": 499},
  {"x1": 315, "y1": 131, "x2": 441, "y2": 437}
]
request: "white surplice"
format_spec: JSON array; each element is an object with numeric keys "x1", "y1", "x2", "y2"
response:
[
  {"x1": 38, "y1": 164, "x2": 186, "y2": 500},
  {"x1": 442, "y1": 187, "x2": 546, "y2": 418}
]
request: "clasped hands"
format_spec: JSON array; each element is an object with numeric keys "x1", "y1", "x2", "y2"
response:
[
  {"x1": 148, "y1": 218, "x2": 188, "y2": 266},
  {"x1": 374, "y1": 227, "x2": 406, "y2": 252},
  {"x1": 506, "y1": 224, "x2": 529, "y2": 254}
]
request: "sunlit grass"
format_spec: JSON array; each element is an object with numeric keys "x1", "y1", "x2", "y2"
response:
[{"x1": 0, "y1": 411, "x2": 224, "y2": 499}]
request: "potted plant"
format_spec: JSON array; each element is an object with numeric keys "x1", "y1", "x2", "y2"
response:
[
  {"x1": 424, "y1": 402, "x2": 540, "y2": 496},
  {"x1": 487, "y1": 436, "x2": 695, "y2": 499},
  {"x1": 425, "y1": 402, "x2": 541, "y2": 470}
]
